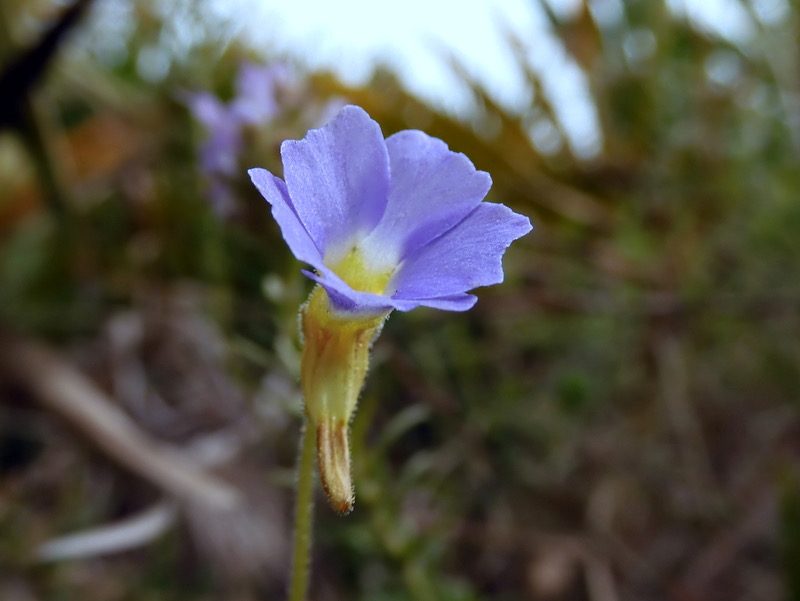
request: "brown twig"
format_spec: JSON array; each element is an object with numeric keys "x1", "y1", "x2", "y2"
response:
[{"x1": 0, "y1": 332, "x2": 240, "y2": 510}]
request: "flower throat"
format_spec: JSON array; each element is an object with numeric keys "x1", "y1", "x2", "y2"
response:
[{"x1": 328, "y1": 245, "x2": 395, "y2": 296}]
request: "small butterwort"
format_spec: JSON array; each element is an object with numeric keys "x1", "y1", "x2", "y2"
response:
[{"x1": 249, "y1": 104, "x2": 532, "y2": 513}]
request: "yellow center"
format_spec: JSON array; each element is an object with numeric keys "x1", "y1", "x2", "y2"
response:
[{"x1": 327, "y1": 246, "x2": 395, "y2": 296}]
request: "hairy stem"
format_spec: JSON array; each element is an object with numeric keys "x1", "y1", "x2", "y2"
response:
[{"x1": 289, "y1": 420, "x2": 316, "y2": 601}]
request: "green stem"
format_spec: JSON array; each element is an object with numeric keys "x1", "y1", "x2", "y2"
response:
[{"x1": 289, "y1": 419, "x2": 316, "y2": 601}]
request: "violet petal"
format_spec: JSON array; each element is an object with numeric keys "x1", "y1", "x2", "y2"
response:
[
  {"x1": 303, "y1": 271, "x2": 477, "y2": 314},
  {"x1": 231, "y1": 62, "x2": 281, "y2": 125},
  {"x1": 302, "y1": 269, "x2": 396, "y2": 316},
  {"x1": 390, "y1": 202, "x2": 532, "y2": 300},
  {"x1": 186, "y1": 92, "x2": 228, "y2": 129},
  {"x1": 248, "y1": 168, "x2": 325, "y2": 270},
  {"x1": 361, "y1": 130, "x2": 491, "y2": 267},
  {"x1": 280, "y1": 105, "x2": 390, "y2": 259},
  {"x1": 390, "y1": 293, "x2": 477, "y2": 312}
]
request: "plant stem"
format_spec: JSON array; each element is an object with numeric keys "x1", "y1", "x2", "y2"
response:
[{"x1": 289, "y1": 420, "x2": 316, "y2": 601}]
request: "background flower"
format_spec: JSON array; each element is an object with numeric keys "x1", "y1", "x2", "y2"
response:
[{"x1": 184, "y1": 62, "x2": 295, "y2": 216}]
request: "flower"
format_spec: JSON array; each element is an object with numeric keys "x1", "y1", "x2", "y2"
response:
[
  {"x1": 248, "y1": 105, "x2": 531, "y2": 513},
  {"x1": 186, "y1": 92, "x2": 242, "y2": 175},
  {"x1": 184, "y1": 62, "x2": 295, "y2": 216},
  {"x1": 230, "y1": 62, "x2": 294, "y2": 126},
  {"x1": 249, "y1": 104, "x2": 532, "y2": 317}
]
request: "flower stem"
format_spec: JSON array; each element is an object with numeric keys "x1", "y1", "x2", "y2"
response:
[{"x1": 289, "y1": 420, "x2": 316, "y2": 601}]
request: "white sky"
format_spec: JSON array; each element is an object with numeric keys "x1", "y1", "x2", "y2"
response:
[
  {"x1": 228, "y1": 0, "x2": 603, "y2": 156},
  {"x1": 90, "y1": 0, "x2": 787, "y2": 158},
  {"x1": 211, "y1": 0, "x2": 780, "y2": 159}
]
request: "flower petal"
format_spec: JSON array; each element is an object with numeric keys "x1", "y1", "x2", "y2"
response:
[
  {"x1": 185, "y1": 92, "x2": 228, "y2": 129},
  {"x1": 248, "y1": 168, "x2": 325, "y2": 270},
  {"x1": 302, "y1": 270, "x2": 396, "y2": 316},
  {"x1": 391, "y1": 293, "x2": 477, "y2": 312},
  {"x1": 361, "y1": 130, "x2": 492, "y2": 267},
  {"x1": 280, "y1": 105, "x2": 390, "y2": 260},
  {"x1": 201, "y1": 125, "x2": 241, "y2": 176},
  {"x1": 207, "y1": 179, "x2": 237, "y2": 218},
  {"x1": 390, "y1": 202, "x2": 532, "y2": 300},
  {"x1": 231, "y1": 63, "x2": 283, "y2": 125},
  {"x1": 185, "y1": 92, "x2": 241, "y2": 176},
  {"x1": 302, "y1": 270, "x2": 477, "y2": 315}
]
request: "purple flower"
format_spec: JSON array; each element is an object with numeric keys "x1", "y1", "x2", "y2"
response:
[
  {"x1": 183, "y1": 91, "x2": 242, "y2": 216},
  {"x1": 251, "y1": 105, "x2": 532, "y2": 514},
  {"x1": 231, "y1": 62, "x2": 294, "y2": 126},
  {"x1": 185, "y1": 91, "x2": 242, "y2": 176},
  {"x1": 248, "y1": 105, "x2": 531, "y2": 317},
  {"x1": 184, "y1": 62, "x2": 297, "y2": 217}
]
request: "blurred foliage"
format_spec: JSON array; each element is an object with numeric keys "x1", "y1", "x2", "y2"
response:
[{"x1": 1, "y1": 0, "x2": 800, "y2": 600}]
